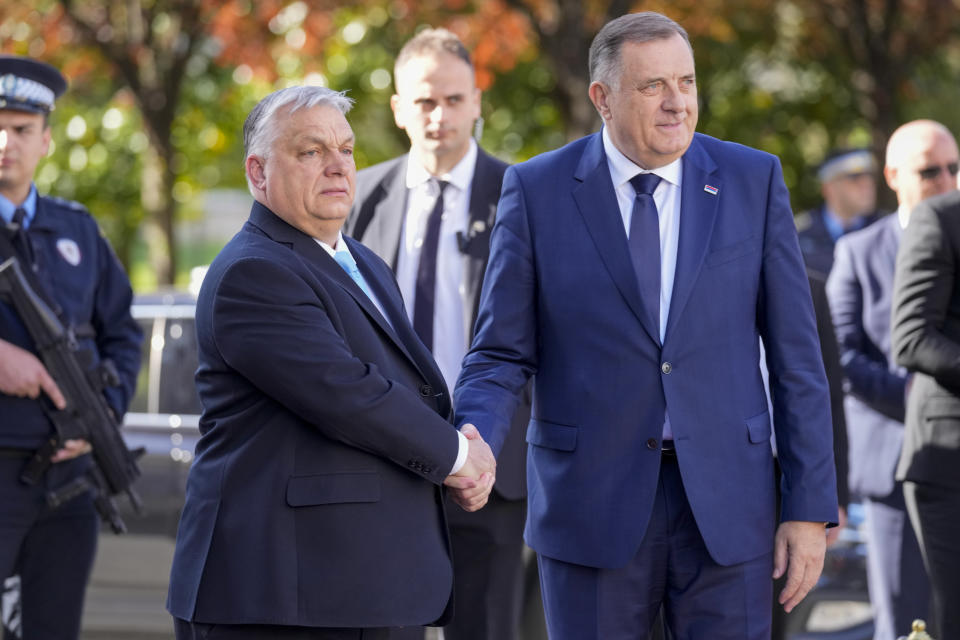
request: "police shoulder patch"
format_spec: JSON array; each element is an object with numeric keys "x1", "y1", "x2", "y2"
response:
[{"x1": 45, "y1": 195, "x2": 91, "y2": 217}]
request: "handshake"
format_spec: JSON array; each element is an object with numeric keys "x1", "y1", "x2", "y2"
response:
[{"x1": 444, "y1": 423, "x2": 496, "y2": 512}]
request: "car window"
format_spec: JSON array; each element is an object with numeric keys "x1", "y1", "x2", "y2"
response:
[
  {"x1": 128, "y1": 318, "x2": 153, "y2": 414},
  {"x1": 158, "y1": 317, "x2": 201, "y2": 415}
]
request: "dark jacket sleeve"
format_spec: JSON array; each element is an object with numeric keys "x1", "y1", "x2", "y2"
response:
[
  {"x1": 91, "y1": 228, "x2": 142, "y2": 416},
  {"x1": 827, "y1": 235, "x2": 908, "y2": 421},
  {"x1": 809, "y1": 272, "x2": 849, "y2": 508},
  {"x1": 893, "y1": 197, "x2": 960, "y2": 392}
]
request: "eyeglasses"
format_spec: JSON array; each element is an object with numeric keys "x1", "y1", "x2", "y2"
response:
[{"x1": 917, "y1": 162, "x2": 959, "y2": 181}]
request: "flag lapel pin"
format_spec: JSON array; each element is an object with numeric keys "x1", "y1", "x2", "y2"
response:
[{"x1": 703, "y1": 185, "x2": 719, "y2": 195}]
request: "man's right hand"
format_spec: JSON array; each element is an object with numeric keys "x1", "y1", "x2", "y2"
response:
[
  {"x1": 444, "y1": 423, "x2": 496, "y2": 512},
  {"x1": 0, "y1": 339, "x2": 66, "y2": 409}
]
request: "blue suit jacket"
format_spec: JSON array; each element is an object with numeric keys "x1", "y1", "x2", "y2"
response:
[
  {"x1": 167, "y1": 202, "x2": 459, "y2": 627},
  {"x1": 827, "y1": 214, "x2": 907, "y2": 498},
  {"x1": 455, "y1": 132, "x2": 837, "y2": 569}
]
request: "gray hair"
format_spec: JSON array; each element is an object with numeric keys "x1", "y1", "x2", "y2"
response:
[
  {"x1": 589, "y1": 12, "x2": 692, "y2": 89},
  {"x1": 243, "y1": 86, "x2": 354, "y2": 192}
]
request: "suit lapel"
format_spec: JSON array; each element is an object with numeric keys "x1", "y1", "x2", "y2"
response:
[
  {"x1": 348, "y1": 237, "x2": 450, "y2": 414},
  {"x1": 665, "y1": 137, "x2": 720, "y2": 342},
  {"x1": 247, "y1": 203, "x2": 420, "y2": 370},
  {"x1": 461, "y1": 150, "x2": 501, "y2": 344},
  {"x1": 572, "y1": 134, "x2": 660, "y2": 344},
  {"x1": 368, "y1": 158, "x2": 409, "y2": 270}
]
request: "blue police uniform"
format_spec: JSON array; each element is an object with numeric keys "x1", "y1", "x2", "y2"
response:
[
  {"x1": 796, "y1": 148, "x2": 883, "y2": 278},
  {"x1": 796, "y1": 205, "x2": 881, "y2": 277},
  {"x1": 1, "y1": 55, "x2": 141, "y2": 640}
]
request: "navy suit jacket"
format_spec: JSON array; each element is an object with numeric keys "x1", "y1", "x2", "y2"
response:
[
  {"x1": 455, "y1": 132, "x2": 838, "y2": 569},
  {"x1": 347, "y1": 149, "x2": 529, "y2": 501},
  {"x1": 167, "y1": 202, "x2": 459, "y2": 627},
  {"x1": 826, "y1": 214, "x2": 907, "y2": 499}
]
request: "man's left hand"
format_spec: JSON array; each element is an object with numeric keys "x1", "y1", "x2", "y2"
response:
[
  {"x1": 773, "y1": 520, "x2": 826, "y2": 613},
  {"x1": 50, "y1": 439, "x2": 92, "y2": 463}
]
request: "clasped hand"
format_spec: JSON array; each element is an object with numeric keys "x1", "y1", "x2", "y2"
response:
[{"x1": 443, "y1": 423, "x2": 496, "y2": 512}]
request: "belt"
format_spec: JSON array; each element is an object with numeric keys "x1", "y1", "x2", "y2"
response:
[
  {"x1": 661, "y1": 440, "x2": 676, "y2": 457},
  {"x1": 0, "y1": 447, "x2": 34, "y2": 459}
]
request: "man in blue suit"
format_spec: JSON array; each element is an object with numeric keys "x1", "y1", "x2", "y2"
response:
[
  {"x1": 826, "y1": 119, "x2": 958, "y2": 640},
  {"x1": 167, "y1": 86, "x2": 496, "y2": 639},
  {"x1": 454, "y1": 12, "x2": 838, "y2": 639}
]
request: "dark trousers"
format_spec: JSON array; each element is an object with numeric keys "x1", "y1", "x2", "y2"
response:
[
  {"x1": 537, "y1": 453, "x2": 772, "y2": 640},
  {"x1": 862, "y1": 488, "x2": 930, "y2": 640},
  {"x1": 904, "y1": 481, "x2": 960, "y2": 639},
  {"x1": 444, "y1": 492, "x2": 526, "y2": 640},
  {"x1": 174, "y1": 618, "x2": 389, "y2": 640},
  {"x1": 388, "y1": 492, "x2": 527, "y2": 640},
  {"x1": 0, "y1": 455, "x2": 98, "y2": 640}
]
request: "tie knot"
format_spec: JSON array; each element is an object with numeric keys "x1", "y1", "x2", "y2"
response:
[
  {"x1": 333, "y1": 249, "x2": 358, "y2": 274},
  {"x1": 629, "y1": 173, "x2": 661, "y2": 196},
  {"x1": 11, "y1": 207, "x2": 27, "y2": 229},
  {"x1": 432, "y1": 178, "x2": 449, "y2": 196}
]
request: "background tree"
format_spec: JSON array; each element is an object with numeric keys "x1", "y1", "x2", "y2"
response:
[{"x1": 4, "y1": 0, "x2": 960, "y2": 288}]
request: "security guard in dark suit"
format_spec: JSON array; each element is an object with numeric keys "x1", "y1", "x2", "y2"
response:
[{"x1": 0, "y1": 55, "x2": 141, "y2": 639}]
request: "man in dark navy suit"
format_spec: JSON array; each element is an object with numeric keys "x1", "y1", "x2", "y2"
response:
[
  {"x1": 827, "y1": 119, "x2": 958, "y2": 640},
  {"x1": 167, "y1": 86, "x2": 496, "y2": 640},
  {"x1": 347, "y1": 28, "x2": 529, "y2": 640},
  {"x1": 0, "y1": 55, "x2": 141, "y2": 640}
]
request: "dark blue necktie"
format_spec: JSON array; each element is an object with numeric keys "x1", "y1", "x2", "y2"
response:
[
  {"x1": 628, "y1": 173, "x2": 662, "y2": 337},
  {"x1": 413, "y1": 179, "x2": 448, "y2": 351},
  {"x1": 9, "y1": 207, "x2": 35, "y2": 268}
]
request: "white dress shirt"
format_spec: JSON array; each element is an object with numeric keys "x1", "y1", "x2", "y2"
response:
[
  {"x1": 602, "y1": 127, "x2": 683, "y2": 440},
  {"x1": 395, "y1": 140, "x2": 477, "y2": 394}
]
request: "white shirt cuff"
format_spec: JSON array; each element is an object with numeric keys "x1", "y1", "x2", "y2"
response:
[{"x1": 450, "y1": 430, "x2": 469, "y2": 475}]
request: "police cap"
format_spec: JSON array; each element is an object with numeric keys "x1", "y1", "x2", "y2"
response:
[
  {"x1": 817, "y1": 148, "x2": 876, "y2": 183},
  {"x1": 0, "y1": 55, "x2": 68, "y2": 115}
]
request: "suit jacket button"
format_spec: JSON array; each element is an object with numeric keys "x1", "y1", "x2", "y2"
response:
[
  {"x1": 646, "y1": 438, "x2": 658, "y2": 450},
  {"x1": 419, "y1": 384, "x2": 433, "y2": 397},
  {"x1": 661, "y1": 362, "x2": 672, "y2": 374}
]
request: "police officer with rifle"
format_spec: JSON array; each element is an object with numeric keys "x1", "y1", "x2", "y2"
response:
[{"x1": 0, "y1": 55, "x2": 142, "y2": 639}]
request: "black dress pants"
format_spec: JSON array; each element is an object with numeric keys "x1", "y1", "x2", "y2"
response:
[{"x1": 904, "y1": 480, "x2": 960, "y2": 639}]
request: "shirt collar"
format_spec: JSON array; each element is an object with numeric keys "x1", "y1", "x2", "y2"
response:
[
  {"x1": 897, "y1": 204, "x2": 910, "y2": 231},
  {"x1": 404, "y1": 138, "x2": 477, "y2": 193},
  {"x1": 0, "y1": 185, "x2": 39, "y2": 227},
  {"x1": 315, "y1": 231, "x2": 347, "y2": 258},
  {"x1": 822, "y1": 204, "x2": 869, "y2": 240},
  {"x1": 602, "y1": 126, "x2": 682, "y2": 189}
]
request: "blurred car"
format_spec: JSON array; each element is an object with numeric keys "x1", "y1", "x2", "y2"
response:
[{"x1": 118, "y1": 289, "x2": 203, "y2": 536}]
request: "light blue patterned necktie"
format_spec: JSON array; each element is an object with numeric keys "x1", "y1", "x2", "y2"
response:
[{"x1": 333, "y1": 249, "x2": 374, "y2": 300}]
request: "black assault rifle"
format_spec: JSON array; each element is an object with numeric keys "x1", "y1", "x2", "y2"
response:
[{"x1": 0, "y1": 256, "x2": 142, "y2": 533}]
